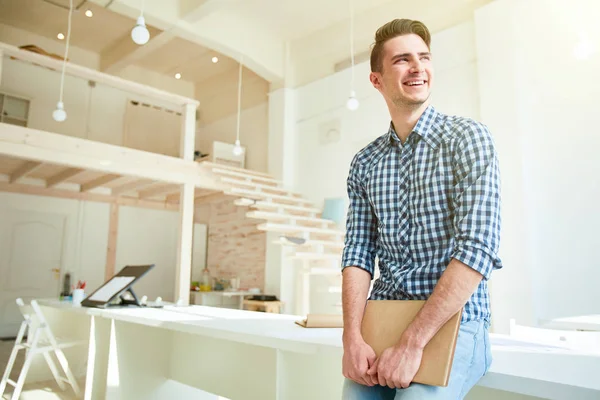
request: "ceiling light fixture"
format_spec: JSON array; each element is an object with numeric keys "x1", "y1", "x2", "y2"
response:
[
  {"x1": 212, "y1": 56, "x2": 219, "y2": 63},
  {"x1": 131, "y1": 0, "x2": 150, "y2": 45},
  {"x1": 53, "y1": 0, "x2": 73, "y2": 122},
  {"x1": 85, "y1": 9, "x2": 93, "y2": 17},
  {"x1": 346, "y1": 0, "x2": 359, "y2": 111},
  {"x1": 175, "y1": 73, "x2": 181, "y2": 79},
  {"x1": 57, "y1": 33, "x2": 65, "y2": 40},
  {"x1": 232, "y1": 55, "x2": 244, "y2": 157}
]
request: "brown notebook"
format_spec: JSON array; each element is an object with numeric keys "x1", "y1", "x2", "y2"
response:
[
  {"x1": 295, "y1": 314, "x2": 343, "y2": 328},
  {"x1": 361, "y1": 300, "x2": 462, "y2": 387}
]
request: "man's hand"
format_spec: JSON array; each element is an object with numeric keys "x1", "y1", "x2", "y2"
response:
[
  {"x1": 367, "y1": 339, "x2": 424, "y2": 389},
  {"x1": 342, "y1": 336, "x2": 379, "y2": 386}
]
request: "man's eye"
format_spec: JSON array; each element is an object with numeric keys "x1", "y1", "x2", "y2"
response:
[
  {"x1": 421, "y1": 56, "x2": 431, "y2": 61},
  {"x1": 395, "y1": 58, "x2": 408, "y2": 63}
]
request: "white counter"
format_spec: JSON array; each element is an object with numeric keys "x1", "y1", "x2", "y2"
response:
[{"x1": 37, "y1": 299, "x2": 600, "y2": 400}]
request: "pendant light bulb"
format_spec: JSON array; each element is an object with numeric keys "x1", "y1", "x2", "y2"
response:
[
  {"x1": 52, "y1": 101, "x2": 67, "y2": 122},
  {"x1": 131, "y1": 16, "x2": 150, "y2": 45},
  {"x1": 346, "y1": 90, "x2": 359, "y2": 111},
  {"x1": 232, "y1": 139, "x2": 244, "y2": 156}
]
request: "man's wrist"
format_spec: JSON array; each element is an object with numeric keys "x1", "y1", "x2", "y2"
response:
[
  {"x1": 398, "y1": 327, "x2": 428, "y2": 351},
  {"x1": 342, "y1": 327, "x2": 364, "y2": 344}
]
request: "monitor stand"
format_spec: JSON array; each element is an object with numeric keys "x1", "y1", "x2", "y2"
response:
[{"x1": 104, "y1": 287, "x2": 141, "y2": 308}]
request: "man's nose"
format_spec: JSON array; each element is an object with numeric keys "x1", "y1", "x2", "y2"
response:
[{"x1": 410, "y1": 59, "x2": 424, "y2": 73}]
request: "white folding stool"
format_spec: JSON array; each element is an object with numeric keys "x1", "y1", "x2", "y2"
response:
[{"x1": 0, "y1": 298, "x2": 84, "y2": 399}]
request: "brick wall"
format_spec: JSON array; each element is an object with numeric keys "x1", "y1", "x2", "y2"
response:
[{"x1": 195, "y1": 194, "x2": 265, "y2": 291}]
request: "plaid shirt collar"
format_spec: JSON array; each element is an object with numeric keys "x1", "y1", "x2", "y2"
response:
[{"x1": 387, "y1": 105, "x2": 442, "y2": 149}]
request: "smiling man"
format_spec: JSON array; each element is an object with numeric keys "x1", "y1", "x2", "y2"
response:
[{"x1": 340, "y1": 19, "x2": 502, "y2": 399}]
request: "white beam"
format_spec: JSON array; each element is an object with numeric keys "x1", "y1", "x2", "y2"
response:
[
  {"x1": 0, "y1": 124, "x2": 224, "y2": 191},
  {"x1": 175, "y1": 182, "x2": 195, "y2": 305},
  {"x1": 179, "y1": 0, "x2": 240, "y2": 23},
  {"x1": 101, "y1": 31, "x2": 176, "y2": 75}
]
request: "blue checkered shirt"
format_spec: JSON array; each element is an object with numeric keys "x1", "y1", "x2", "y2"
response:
[{"x1": 341, "y1": 105, "x2": 502, "y2": 323}]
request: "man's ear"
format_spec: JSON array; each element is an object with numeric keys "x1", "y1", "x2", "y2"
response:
[{"x1": 370, "y1": 72, "x2": 381, "y2": 90}]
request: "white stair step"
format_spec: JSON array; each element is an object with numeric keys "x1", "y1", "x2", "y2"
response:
[
  {"x1": 258, "y1": 222, "x2": 344, "y2": 238},
  {"x1": 272, "y1": 237, "x2": 344, "y2": 250},
  {"x1": 247, "y1": 210, "x2": 335, "y2": 227},
  {"x1": 200, "y1": 161, "x2": 273, "y2": 178},
  {"x1": 225, "y1": 188, "x2": 314, "y2": 206},
  {"x1": 287, "y1": 252, "x2": 342, "y2": 260},
  {"x1": 210, "y1": 167, "x2": 281, "y2": 186},
  {"x1": 220, "y1": 177, "x2": 294, "y2": 197},
  {"x1": 251, "y1": 201, "x2": 322, "y2": 216}
]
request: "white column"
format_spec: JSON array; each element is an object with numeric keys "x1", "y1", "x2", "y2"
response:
[
  {"x1": 267, "y1": 87, "x2": 296, "y2": 188},
  {"x1": 175, "y1": 102, "x2": 197, "y2": 305},
  {"x1": 265, "y1": 85, "x2": 299, "y2": 312}
]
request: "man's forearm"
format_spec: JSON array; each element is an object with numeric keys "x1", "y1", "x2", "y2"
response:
[
  {"x1": 401, "y1": 259, "x2": 483, "y2": 349},
  {"x1": 342, "y1": 266, "x2": 372, "y2": 342}
]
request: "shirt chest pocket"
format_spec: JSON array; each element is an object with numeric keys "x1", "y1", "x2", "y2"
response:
[{"x1": 411, "y1": 159, "x2": 453, "y2": 224}]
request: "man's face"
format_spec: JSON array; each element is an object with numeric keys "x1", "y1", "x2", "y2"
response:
[{"x1": 370, "y1": 34, "x2": 433, "y2": 108}]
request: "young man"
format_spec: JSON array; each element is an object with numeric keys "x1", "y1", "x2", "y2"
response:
[{"x1": 341, "y1": 19, "x2": 502, "y2": 399}]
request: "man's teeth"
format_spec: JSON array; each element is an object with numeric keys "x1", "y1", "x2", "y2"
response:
[{"x1": 406, "y1": 81, "x2": 425, "y2": 86}]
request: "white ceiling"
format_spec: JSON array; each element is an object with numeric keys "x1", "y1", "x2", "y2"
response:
[{"x1": 229, "y1": 0, "x2": 395, "y2": 41}]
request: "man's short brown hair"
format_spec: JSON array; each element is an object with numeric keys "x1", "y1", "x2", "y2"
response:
[{"x1": 370, "y1": 19, "x2": 431, "y2": 73}]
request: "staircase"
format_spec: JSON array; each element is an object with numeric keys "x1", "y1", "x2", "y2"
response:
[{"x1": 198, "y1": 161, "x2": 344, "y2": 273}]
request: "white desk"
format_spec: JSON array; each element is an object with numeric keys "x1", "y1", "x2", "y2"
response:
[
  {"x1": 544, "y1": 314, "x2": 600, "y2": 332},
  {"x1": 36, "y1": 300, "x2": 600, "y2": 400}
]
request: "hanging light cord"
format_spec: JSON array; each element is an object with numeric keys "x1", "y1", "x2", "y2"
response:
[
  {"x1": 58, "y1": 0, "x2": 74, "y2": 104},
  {"x1": 140, "y1": 0, "x2": 145, "y2": 17},
  {"x1": 349, "y1": 0, "x2": 355, "y2": 90},
  {"x1": 235, "y1": 56, "x2": 243, "y2": 143}
]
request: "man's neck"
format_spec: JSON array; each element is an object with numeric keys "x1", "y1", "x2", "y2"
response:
[{"x1": 390, "y1": 102, "x2": 429, "y2": 143}]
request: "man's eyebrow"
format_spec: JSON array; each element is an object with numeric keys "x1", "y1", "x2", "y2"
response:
[{"x1": 391, "y1": 52, "x2": 431, "y2": 60}]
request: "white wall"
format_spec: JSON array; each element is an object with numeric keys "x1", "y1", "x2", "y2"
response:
[
  {"x1": 196, "y1": 102, "x2": 269, "y2": 172},
  {"x1": 475, "y1": 0, "x2": 600, "y2": 327}
]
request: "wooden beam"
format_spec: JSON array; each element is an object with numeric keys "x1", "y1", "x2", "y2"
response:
[
  {"x1": 138, "y1": 184, "x2": 179, "y2": 199},
  {"x1": 111, "y1": 179, "x2": 156, "y2": 196},
  {"x1": 46, "y1": 168, "x2": 85, "y2": 188},
  {"x1": 175, "y1": 183, "x2": 195, "y2": 305},
  {"x1": 0, "y1": 124, "x2": 224, "y2": 191},
  {"x1": 81, "y1": 174, "x2": 122, "y2": 192},
  {"x1": 0, "y1": 42, "x2": 198, "y2": 108},
  {"x1": 105, "y1": 203, "x2": 119, "y2": 281},
  {"x1": 0, "y1": 181, "x2": 179, "y2": 211},
  {"x1": 0, "y1": 48, "x2": 3, "y2": 87},
  {"x1": 9, "y1": 161, "x2": 44, "y2": 183}
]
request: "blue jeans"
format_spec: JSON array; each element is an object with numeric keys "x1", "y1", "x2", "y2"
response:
[{"x1": 342, "y1": 319, "x2": 492, "y2": 399}]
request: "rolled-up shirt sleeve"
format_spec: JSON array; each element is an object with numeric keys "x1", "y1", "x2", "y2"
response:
[
  {"x1": 451, "y1": 123, "x2": 503, "y2": 280},
  {"x1": 341, "y1": 156, "x2": 378, "y2": 277}
]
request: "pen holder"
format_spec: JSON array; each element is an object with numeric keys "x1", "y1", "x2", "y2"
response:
[{"x1": 72, "y1": 289, "x2": 85, "y2": 307}]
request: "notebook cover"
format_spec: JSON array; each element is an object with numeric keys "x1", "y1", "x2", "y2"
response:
[
  {"x1": 360, "y1": 300, "x2": 462, "y2": 387},
  {"x1": 295, "y1": 314, "x2": 343, "y2": 328}
]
